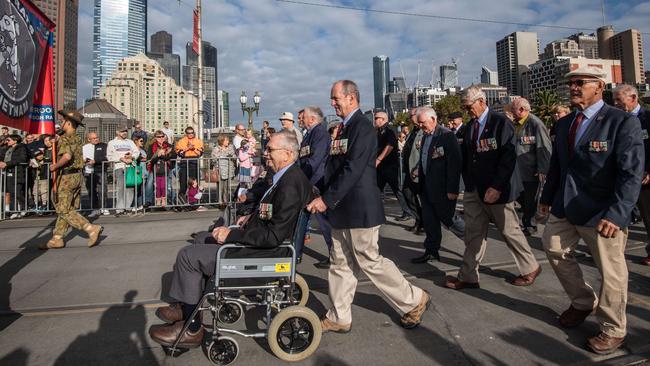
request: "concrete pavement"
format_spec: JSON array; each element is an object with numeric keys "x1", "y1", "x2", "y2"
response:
[{"x1": 0, "y1": 201, "x2": 648, "y2": 365}]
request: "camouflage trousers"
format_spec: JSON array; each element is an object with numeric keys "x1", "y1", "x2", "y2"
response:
[{"x1": 53, "y1": 173, "x2": 90, "y2": 236}]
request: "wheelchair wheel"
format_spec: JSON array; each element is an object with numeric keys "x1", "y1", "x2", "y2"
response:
[
  {"x1": 267, "y1": 306, "x2": 322, "y2": 362},
  {"x1": 207, "y1": 336, "x2": 239, "y2": 366},
  {"x1": 289, "y1": 274, "x2": 309, "y2": 307},
  {"x1": 217, "y1": 301, "x2": 243, "y2": 324}
]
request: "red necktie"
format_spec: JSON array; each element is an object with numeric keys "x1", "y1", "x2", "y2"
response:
[
  {"x1": 335, "y1": 122, "x2": 344, "y2": 139},
  {"x1": 471, "y1": 119, "x2": 479, "y2": 145},
  {"x1": 567, "y1": 112, "x2": 585, "y2": 157}
]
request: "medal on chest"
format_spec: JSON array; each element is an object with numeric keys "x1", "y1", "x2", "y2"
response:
[{"x1": 259, "y1": 203, "x2": 273, "y2": 220}]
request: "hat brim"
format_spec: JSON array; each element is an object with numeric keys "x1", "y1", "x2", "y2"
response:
[
  {"x1": 564, "y1": 73, "x2": 605, "y2": 82},
  {"x1": 57, "y1": 110, "x2": 85, "y2": 126}
]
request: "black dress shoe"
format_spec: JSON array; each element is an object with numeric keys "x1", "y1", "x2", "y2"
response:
[
  {"x1": 314, "y1": 258, "x2": 331, "y2": 269},
  {"x1": 411, "y1": 252, "x2": 440, "y2": 263},
  {"x1": 395, "y1": 214, "x2": 412, "y2": 222},
  {"x1": 414, "y1": 227, "x2": 424, "y2": 235},
  {"x1": 296, "y1": 255, "x2": 302, "y2": 264}
]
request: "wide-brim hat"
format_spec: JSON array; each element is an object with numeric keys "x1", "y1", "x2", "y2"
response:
[
  {"x1": 116, "y1": 123, "x2": 129, "y2": 132},
  {"x1": 564, "y1": 66, "x2": 606, "y2": 82},
  {"x1": 279, "y1": 112, "x2": 294, "y2": 122},
  {"x1": 448, "y1": 111, "x2": 463, "y2": 120},
  {"x1": 57, "y1": 110, "x2": 85, "y2": 126}
]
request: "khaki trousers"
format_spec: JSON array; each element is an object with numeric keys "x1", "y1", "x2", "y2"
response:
[
  {"x1": 326, "y1": 226, "x2": 423, "y2": 324},
  {"x1": 542, "y1": 215, "x2": 628, "y2": 337},
  {"x1": 459, "y1": 190, "x2": 539, "y2": 283}
]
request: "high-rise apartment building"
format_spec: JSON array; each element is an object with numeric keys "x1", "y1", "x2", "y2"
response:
[
  {"x1": 217, "y1": 90, "x2": 230, "y2": 128},
  {"x1": 568, "y1": 32, "x2": 599, "y2": 59},
  {"x1": 609, "y1": 29, "x2": 646, "y2": 84},
  {"x1": 33, "y1": 0, "x2": 79, "y2": 110},
  {"x1": 99, "y1": 53, "x2": 199, "y2": 135},
  {"x1": 92, "y1": 0, "x2": 147, "y2": 97},
  {"x1": 373, "y1": 55, "x2": 390, "y2": 110},
  {"x1": 184, "y1": 41, "x2": 219, "y2": 128},
  {"x1": 542, "y1": 39, "x2": 585, "y2": 59},
  {"x1": 496, "y1": 31, "x2": 539, "y2": 95},
  {"x1": 440, "y1": 64, "x2": 458, "y2": 90},
  {"x1": 480, "y1": 66, "x2": 499, "y2": 85},
  {"x1": 150, "y1": 30, "x2": 172, "y2": 54}
]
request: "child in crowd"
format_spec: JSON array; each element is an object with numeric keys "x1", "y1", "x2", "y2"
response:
[
  {"x1": 238, "y1": 139, "x2": 252, "y2": 187},
  {"x1": 187, "y1": 177, "x2": 207, "y2": 211}
]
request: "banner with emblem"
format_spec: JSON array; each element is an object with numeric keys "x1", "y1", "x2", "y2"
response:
[{"x1": 0, "y1": 0, "x2": 55, "y2": 133}]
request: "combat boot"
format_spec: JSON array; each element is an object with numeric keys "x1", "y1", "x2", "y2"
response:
[
  {"x1": 40, "y1": 235, "x2": 65, "y2": 250},
  {"x1": 83, "y1": 223, "x2": 103, "y2": 248}
]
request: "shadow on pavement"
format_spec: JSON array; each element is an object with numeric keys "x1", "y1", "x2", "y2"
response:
[
  {"x1": 52, "y1": 290, "x2": 158, "y2": 366},
  {"x1": 0, "y1": 347, "x2": 29, "y2": 366}
]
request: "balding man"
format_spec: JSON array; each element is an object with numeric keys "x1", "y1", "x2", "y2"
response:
[
  {"x1": 613, "y1": 84, "x2": 650, "y2": 266},
  {"x1": 374, "y1": 110, "x2": 412, "y2": 220},
  {"x1": 510, "y1": 98, "x2": 552, "y2": 236},
  {"x1": 540, "y1": 67, "x2": 644, "y2": 354},
  {"x1": 308, "y1": 80, "x2": 430, "y2": 333},
  {"x1": 233, "y1": 123, "x2": 246, "y2": 150},
  {"x1": 82, "y1": 132, "x2": 108, "y2": 218},
  {"x1": 149, "y1": 130, "x2": 314, "y2": 348},
  {"x1": 446, "y1": 86, "x2": 540, "y2": 290}
]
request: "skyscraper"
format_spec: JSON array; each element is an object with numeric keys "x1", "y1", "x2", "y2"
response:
[
  {"x1": 150, "y1": 30, "x2": 172, "y2": 54},
  {"x1": 440, "y1": 63, "x2": 458, "y2": 90},
  {"x1": 92, "y1": 0, "x2": 148, "y2": 97},
  {"x1": 147, "y1": 31, "x2": 181, "y2": 85},
  {"x1": 373, "y1": 55, "x2": 390, "y2": 110},
  {"x1": 496, "y1": 31, "x2": 539, "y2": 95},
  {"x1": 608, "y1": 29, "x2": 646, "y2": 84},
  {"x1": 183, "y1": 41, "x2": 219, "y2": 128},
  {"x1": 33, "y1": 0, "x2": 79, "y2": 110},
  {"x1": 480, "y1": 66, "x2": 498, "y2": 85}
]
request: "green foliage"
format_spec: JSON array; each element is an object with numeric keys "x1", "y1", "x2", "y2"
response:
[
  {"x1": 434, "y1": 95, "x2": 467, "y2": 123},
  {"x1": 390, "y1": 111, "x2": 411, "y2": 128},
  {"x1": 531, "y1": 90, "x2": 559, "y2": 128}
]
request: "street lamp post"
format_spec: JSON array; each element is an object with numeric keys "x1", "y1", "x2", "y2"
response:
[{"x1": 240, "y1": 91, "x2": 261, "y2": 131}]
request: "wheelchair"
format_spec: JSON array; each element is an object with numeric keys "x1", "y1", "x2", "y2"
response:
[{"x1": 164, "y1": 213, "x2": 321, "y2": 365}]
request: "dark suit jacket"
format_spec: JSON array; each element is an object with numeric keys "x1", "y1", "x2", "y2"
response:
[
  {"x1": 419, "y1": 125, "x2": 462, "y2": 203},
  {"x1": 638, "y1": 107, "x2": 650, "y2": 190},
  {"x1": 226, "y1": 163, "x2": 313, "y2": 247},
  {"x1": 299, "y1": 122, "x2": 331, "y2": 191},
  {"x1": 540, "y1": 104, "x2": 644, "y2": 228},
  {"x1": 462, "y1": 109, "x2": 522, "y2": 204},
  {"x1": 322, "y1": 109, "x2": 385, "y2": 229}
]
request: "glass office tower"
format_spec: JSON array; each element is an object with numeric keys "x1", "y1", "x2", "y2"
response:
[{"x1": 92, "y1": 0, "x2": 147, "y2": 97}]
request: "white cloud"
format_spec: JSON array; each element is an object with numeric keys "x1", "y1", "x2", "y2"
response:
[{"x1": 77, "y1": 0, "x2": 650, "y2": 130}]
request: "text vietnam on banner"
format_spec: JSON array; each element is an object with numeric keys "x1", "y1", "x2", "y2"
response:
[{"x1": 0, "y1": 0, "x2": 55, "y2": 133}]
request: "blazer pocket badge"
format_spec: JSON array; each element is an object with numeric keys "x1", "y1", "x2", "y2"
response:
[
  {"x1": 432, "y1": 146, "x2": 445, "y2": 159},
  {"x1": 259, "y1": 203, "x2": 273, "y2": 220},
  {"x1": 330, "y1": 139, "x2": 348, "y2": 155},
  {"x1": 642, "y1": 130, "x2": 649, "y2": 140},
  {"x1": 520, "y1": 135, "x2": 536, "y2": 145},
  {"x1": 299, "y1": 145, "x2": 311, "y2": 158},
  {"x1": 589, "y1": 141, "x2": 608, "y2": 152}
]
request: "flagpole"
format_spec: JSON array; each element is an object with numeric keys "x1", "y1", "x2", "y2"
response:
[{"x1": 196, "y1": 0, "x2": 204, "y2": 141}]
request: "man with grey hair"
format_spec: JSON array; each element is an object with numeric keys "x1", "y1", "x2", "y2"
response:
[
  {"x1": 150, "y1": 130, "x2": 313, "y2": 347},
  {"x1": 294, "y1": 106, "x2": 334, "y2": 268},
  {"x1": 446, "y1": 85, "x2": 541, "y2": 290},
  {"x1": 510, "y1": 97, "x2": 552, "y2": 236},
  {"x1": 401, "y1": 107, "x2": 424, "y2": 233},
  {"x1": 83, "y1": 132, "x2": 108, "y2": 218},
  {"x1": 613, "y1": 84, "x2": 650, "y2": 266},
  {"x1": 412, "y1": 107, "x2": 463, "y2": 263}
]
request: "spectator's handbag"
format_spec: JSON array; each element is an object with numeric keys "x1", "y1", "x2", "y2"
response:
[
  {"x1": 125, "y1": 163, "x2": 144, "y2": 187},
  {"x1": 203, "y1": 168, "x2": 219, "y2": 182}
]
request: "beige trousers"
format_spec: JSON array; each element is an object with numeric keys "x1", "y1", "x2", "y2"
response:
[
  {"x1": 326, "y1": 226, "x2": 423, "y2": 324},
  {"x1": 542, "y1": 215, "x2": 628, "y2": 337},
  {"x1": 459, "y1": 190, "x2": 539, "y2": 283}
]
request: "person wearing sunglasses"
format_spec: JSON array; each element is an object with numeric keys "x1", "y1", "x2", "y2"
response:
[
  {"x1": 175, "y1": 126, "x2": 204, "y2": 203},
  {"x1": 539, "y1": 66, "x2": 645, "y2": 354}
]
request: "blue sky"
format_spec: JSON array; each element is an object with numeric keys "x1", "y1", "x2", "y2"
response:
[{"x1": 76, "y1": 0, "x2": 650, "y2": 129}]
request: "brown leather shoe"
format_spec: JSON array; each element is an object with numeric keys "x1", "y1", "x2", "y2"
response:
[
  {"x1": 512, "y1": 266, "x2": 542, "y2": 286},
  {"x1": 587, "y1": 332, "x2": 625, "y2": 355},
  {"x1": 149, "y1": 321, "x2": 204, "y2": 348},
  {"x1": 559, "y1": 305, "x2": 593, "y2": 328},
  {"x1": 444, "y1": 276, "x2": 480, "y2": 290},
  {"x1": 156, "y1": 303, "x2": 183, "y2": 324},
  {"x1": 321, "y1": 317, "x2": 351, "y2": 333},
  {"x1": 400, "y1": 290, "x2": 431, "y2": 329}
]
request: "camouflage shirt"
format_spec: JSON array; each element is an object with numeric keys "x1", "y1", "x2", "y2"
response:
[{"x1": 57, "y1": 132, "x2": 84, "y2": 171}]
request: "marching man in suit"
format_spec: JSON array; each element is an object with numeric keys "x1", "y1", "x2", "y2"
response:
[
  {"x1": 445, "y1": 85, "x2": 541, "y2": 290},
  {"x1": 540, "y1": 67, "x2": 644, "y2": 354},
  {"x1": 613, "y1": 84, "x2": 650, "y2": 266},
  {"x1": 412, "y1": 107, "x2": 462, "y2": 263},
  {"x1": 307, "y1": 80, "x2": 430, "y2": 333}
]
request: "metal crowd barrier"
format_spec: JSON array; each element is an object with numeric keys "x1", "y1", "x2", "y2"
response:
[{"x1": 0, "y1": 157, "x2": 253, "y2": 221}]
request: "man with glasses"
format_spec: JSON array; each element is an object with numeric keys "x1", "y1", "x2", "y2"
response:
[
  {"x1": 83, "y1": 132, "x2": 108, "y2": 218},
  {"x1": 280, "y1": 112, "x2": 303, "y2": 145},
  {"x1": 107, "y1": 124, "x2": 140, "y2": 215},
  {"x1": 175, "y1": 126, "x2": 204, "y2": 203},
  {"x1": 233, "y1": 123, "x2": 246, "y2": 150},
  {"x1": 131, "y1": 121, "x2": 148, "y2": 145},
  {"x1": 539, "y1": 67, "x2": 644, "y2": 354},
  {"x1": 446, "y1": 85, "x2": 541, "y2": 290}
]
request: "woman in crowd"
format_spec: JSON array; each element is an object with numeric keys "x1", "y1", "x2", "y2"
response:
[
  {"x1": 211, "y1": 134, "x2": 237, "y2": 206},
  {"x1": 133, "y1": 136, "x2": 148, "y2": 209},
  {"x1": 147, "y1": 131, "x2": 174, "y2": 208}
]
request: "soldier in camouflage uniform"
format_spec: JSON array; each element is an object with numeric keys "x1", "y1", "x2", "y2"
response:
[{"x1": 40, "y1": 110, "x2": 103, "y2": 250}]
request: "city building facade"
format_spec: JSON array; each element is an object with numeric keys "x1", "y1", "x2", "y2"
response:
[
  {"x1": 150, "y1": 30, "x2": 172, "y2": 54},
  {"x1": 217, "y1": 90, "x2": 230, "y2": 128},
  {"x1": 480, "y1": 66, "x2": 499, "y2": 85},
  {"x1": 496, "y1": 31, "x2": 539, "y2": 96},
  {"x1": 568, "y1": 32, "x2": 599, "y2": 59},
  {"x1": 440, "y1": 63, "x2": 459, "y2": 90},
  {"x1": 542, "y1": 39, "x2": 585, "y2": 59},
  {"x1": 373, "y1": 55, "x2": 390, "y2": 110},
  {"x1": 184, "y1": 41, "x2": 219, "y2": 128}
]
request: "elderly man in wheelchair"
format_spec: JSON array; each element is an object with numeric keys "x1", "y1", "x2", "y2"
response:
[{"x1": 149, "y1": 131, "x2": 319, "y2": 364}]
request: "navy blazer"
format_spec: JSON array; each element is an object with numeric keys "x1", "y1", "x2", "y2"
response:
[
  {"x1": 462, "y1": 109, "x2": 522, "y2": 204},
  {"x1": 299, "y1": 122, "x2": 331, "y2": 191},
  {"x1": 322, "y1": 110, "x2": 385, "y2": 229},
  {"x1": 418, "y1": 125, "x2": 462, "y2": 202},
  {"x1": 540, "y1": 104, "x2": 644, "y2": 228},
  {"x1": 638, "y1": 108, "x2": 650, "y2": 189}
]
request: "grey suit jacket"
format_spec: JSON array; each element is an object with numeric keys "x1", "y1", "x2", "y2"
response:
[{"x1": 514, "y1": 113, "x2": 552, "y2": 182}]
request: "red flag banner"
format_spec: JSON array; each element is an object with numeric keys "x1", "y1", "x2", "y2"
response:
[
  {"x1": 0, "y1": 0, "x2": 55, "y2": 133},
  {"x1": 192, "y1": 9, "x2": 199, "y2": 54}
]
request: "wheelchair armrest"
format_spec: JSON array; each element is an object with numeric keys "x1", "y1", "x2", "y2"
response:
[{"x1": 216, "y1": 243, "x2": 296, "y2": 259}]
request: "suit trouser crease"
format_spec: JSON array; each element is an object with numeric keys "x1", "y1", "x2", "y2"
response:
[
  {"x1": 421, "y1": 191, "x2": 456, "y2": 252},
  {"x1": 402, "y1": 179, "x2": 422, "y2": 224},
  {"x1": 542, "y1": 215, "x2": 628, "y2": 337},
  {"x1": 326, "y1": 226, "x2": 423, "y2": 324},
  {"x1": 459, "y1": 190, "x2": 538, "y2": 283},
  {"x1": 517, "y1": 180, "x2": 540, "y2": 227}
]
